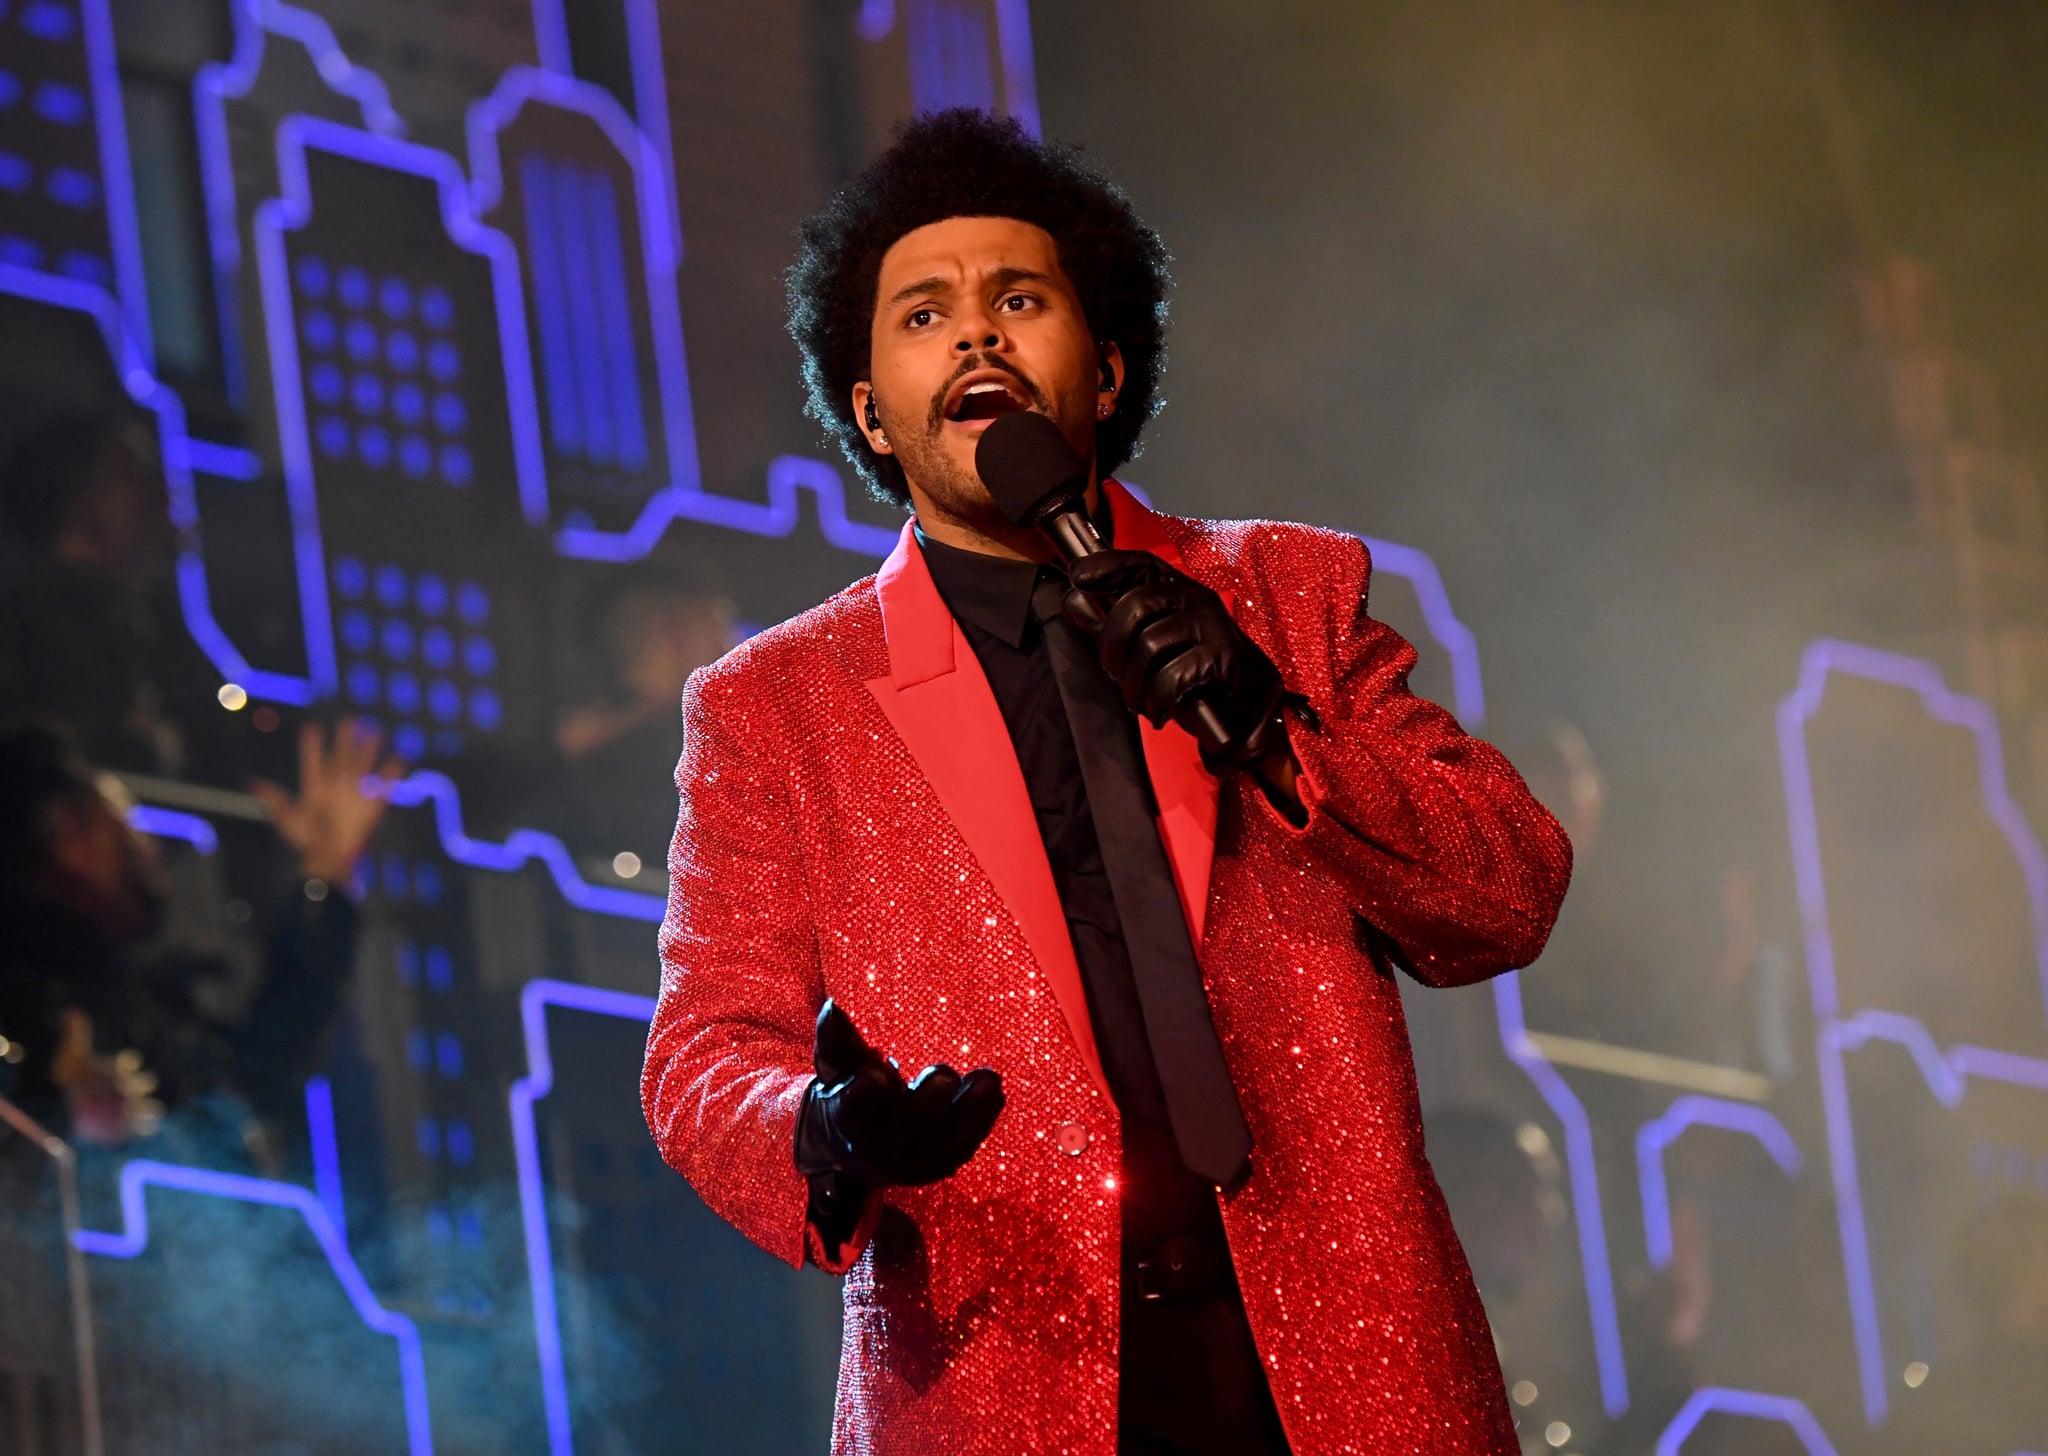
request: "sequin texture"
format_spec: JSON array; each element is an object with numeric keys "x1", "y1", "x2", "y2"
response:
[{"x1": 643, "y1": 500, "x2": 1572, "y2": 1455}]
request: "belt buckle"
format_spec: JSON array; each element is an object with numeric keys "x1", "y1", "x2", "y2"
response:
[{"x1": 1133, "y1": 1239, "x2": 1201, "y2": 1302}]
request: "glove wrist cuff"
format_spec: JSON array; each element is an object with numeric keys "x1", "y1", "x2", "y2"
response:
[{"x1": 793, "y1": 1078, "x2": 847, "y2": 1179}]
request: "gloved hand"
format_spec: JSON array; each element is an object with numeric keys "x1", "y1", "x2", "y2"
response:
[
  {"x1": 794, "y1": 1000, "x2": 1005, "y2": 1193},
  {"x1": 1062, "y1": 550, "x2": 1299, "y2": 775}
]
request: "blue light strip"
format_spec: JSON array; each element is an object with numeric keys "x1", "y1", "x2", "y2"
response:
[
  {"x1": 586, "y1": 169, "x2": 647, "y2": 470},
  {"x1": 1356, "y1": 535, "x2": 1486, "y2": 726},
  {"x1": 554, "y1": 454, "x2": 903, "y2": 561},
  {"x1": 508, "y1": 978, "x2": 658, "y2": 1456},
  {"x1": 76, "y1": 0, "x2": 153, "y2": 365},
  {"x1": 1653, "y1": 1387, "x2": 1839, "y2": 1456},
  {"x1": 1636, "y1": 1096, "x2": 1802, "y2": 1271},
  {"x1": 73, "y1": 1158, "x2": 433, "y2": 1454},
  {"x1": 1492, "y1": 970, "x2": 1631, "y2": 1416},
  {"x1": 305, "y1": 1074, "x2": 347, "y2": 1240},
  {"x1": 620, "y1": 0, "x2": 683, "y2": 261},
  {"x1": 381, "y1": 770, "x2": 665, "y2": 920},
  {"x1": 1778, "y1": 637, "x2": 2048, "y2": 1425},
  {"x1": 127, "y1": 804, "x2": 219, "y2": 854},
  {"x1": 518, "y1": 154, "x2": 582, "y2": 454},
  {"x1": 530, "y1": 0, "x2": 573, "y2": 76},
  {"x1": 184, "y1": 440, "x2": 265, "y2": 480},
  {"x1": 991, "y1": 0, "x2": 1042, "y2": 137},
  {"x1": 552, "y1": 161, "x2": 614, "y2": 463}
]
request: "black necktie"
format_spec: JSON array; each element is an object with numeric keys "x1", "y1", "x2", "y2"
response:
[{"x1": 1032, "y1": 574, "x2": 1254, "y2": 1188}]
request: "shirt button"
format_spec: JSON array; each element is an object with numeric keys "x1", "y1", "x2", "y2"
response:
[{"x1": 1056, "y1": 1122, "x2": 1090, "y2": 1156}]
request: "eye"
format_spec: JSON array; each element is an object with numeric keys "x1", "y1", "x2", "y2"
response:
[
  {"x1": 906, "y1": 306, "x2": 936, "y2": 329},
  {"x1": 998, "y1": 293, "x2": 1036, "y2": 313}
]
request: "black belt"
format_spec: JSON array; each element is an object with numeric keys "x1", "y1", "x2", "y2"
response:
[{"x1": 1127, "y1": 1230, "x2": 1235, "y2": 1304}]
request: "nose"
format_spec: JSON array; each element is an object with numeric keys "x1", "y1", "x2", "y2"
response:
[{"x1": 952, "y1": 300, "x2": 1005, "y2": 353}]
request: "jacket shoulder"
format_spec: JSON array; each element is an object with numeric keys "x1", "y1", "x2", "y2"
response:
[{"x1": 1157, "y1": 512, "x2": 1371, "y2": 586}]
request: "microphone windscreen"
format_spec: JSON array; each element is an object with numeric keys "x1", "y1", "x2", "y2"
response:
[{"x1": 974, "y1": 411, "x2": 1086, "y2": 528}]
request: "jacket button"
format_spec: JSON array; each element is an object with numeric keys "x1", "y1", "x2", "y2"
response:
[{"x1": 1056, "y1": 1122, "x2": 1090, "y2": 1156}]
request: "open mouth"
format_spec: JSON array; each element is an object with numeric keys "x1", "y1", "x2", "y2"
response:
[{"x1": 944, "y1": 372, "x2": 1032, "y2": 423}]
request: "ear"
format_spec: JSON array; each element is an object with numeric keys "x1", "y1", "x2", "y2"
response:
[
  {"x1": 851, "y1": 381, "x2": 892, "y2": 456},
  {"x1": 1096, "y1": 342, "x2": 1126, "y2": 402}
]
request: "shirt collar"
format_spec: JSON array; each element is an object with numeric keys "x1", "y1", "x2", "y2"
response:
[{"x1": 913, "y1": 498, "x2": 1115, "y2": 650}]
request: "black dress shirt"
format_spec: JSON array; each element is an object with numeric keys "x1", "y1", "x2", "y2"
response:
[{"x1": 916, "y1": 524, "x2": 1290, "y2": 1456}]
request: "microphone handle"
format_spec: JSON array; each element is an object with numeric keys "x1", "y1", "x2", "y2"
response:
[{"x1": 1039, "y1": 501, "x2": 1236, "y2": 759}]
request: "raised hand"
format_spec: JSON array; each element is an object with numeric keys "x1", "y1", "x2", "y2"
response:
[{"x1": 250, "y1": 718, "x2": 403, "y2": 884}]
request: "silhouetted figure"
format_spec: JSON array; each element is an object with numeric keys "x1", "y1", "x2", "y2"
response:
[
  {"x1": 550, "y1": 574, "x2": 739, "y2": 862},
  {"x1": 0, "y1": 415, "x2": 223, "y2": 779},
  {"x1": 0, "y1": 722, "x2": 394, "y2": 1155}
]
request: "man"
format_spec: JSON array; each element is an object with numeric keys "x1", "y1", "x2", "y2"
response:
[
  {"x1": 0, "y1": 416, "x2": 223, "y2": 780},
  {"x1": 642, "y1": 110, "x2": 1571, "y2": 1455},
  {"x1": 0, "y1": 720, "x2": 393, "y2": 1152}
]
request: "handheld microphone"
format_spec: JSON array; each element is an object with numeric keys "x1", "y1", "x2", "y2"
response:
[{"x1": 975, "y1": 411, "x2": 1236, "y2": 758}]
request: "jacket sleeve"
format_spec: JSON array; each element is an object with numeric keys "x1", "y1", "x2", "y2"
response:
[
  {"x1": 641, "y1": 663, "x2": 832, "y2": 1270},
  {"x1": 1245, "y1": 527, "x2": 1573, "y2": 987}
]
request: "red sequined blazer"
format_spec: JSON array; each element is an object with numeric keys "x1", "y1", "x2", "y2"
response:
[{"x1": 643, "y1": 482, "x2": 1571, "y2": 1455}]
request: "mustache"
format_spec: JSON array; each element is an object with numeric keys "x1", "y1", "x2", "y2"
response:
[{"x1": 924, "y1": 356, "x2": 1051, "y2": 431}]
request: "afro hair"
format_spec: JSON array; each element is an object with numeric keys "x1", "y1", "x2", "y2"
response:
[{"x1": 787, "y1": 108, "x2": 1172, "y2": 508}]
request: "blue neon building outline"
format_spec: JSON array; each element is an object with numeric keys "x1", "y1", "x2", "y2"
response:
[
  {"x1": 508, "y1": 978, "x2": 659, "y2": 1456},
  {"x1": 305, "y1": 1073, "x2": 347, "y2": 1238},
  {"x1": 56, "y1": 0, "x2": 156, "y2": 367},
  {"x1": 0, "y1": 262, "x2": 317, "y2": 702},
  {"x1": 465, "y1": 64, "x2": 702, "y2": 501},
  {"x1": 524, "y1": 0, "x2": 685, "y2": 264},
  {"x1": 554, "y1": 452, "x2": 902, "y2": 561},
  {"x1": 1653, "y1": 1387, "x2": 1839, "y2": 1456},
  {"x1": 72, "y1": 1158, "x2": 433, "y2": 1455},
  {"x1": 1778, "y1": 636, "x2": 2048, "y2": 1425},
  {"x1": 381, "y1": 770, "x2": 664, "y2": 920},
  {"x1": 1636, "y1": 1096, "x2": 1802, "y2": 1271},
  {"x1": 251, "y1": 110, "x2": 552, "y2": 696},
  {"x1": 1491, "y1": 968, "x2": 1630, "y2": 1416},
  {"x1": 192, "y1": 0, "x2": 406, "y2": 402}
]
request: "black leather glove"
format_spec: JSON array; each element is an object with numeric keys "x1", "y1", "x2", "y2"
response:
[
  {"x1": 1062, "y1": 550, "x2": 1299, "y2": 775},
  {"x1": 794, "y1": 1000, "x2": 1005, "y2": 1244}
]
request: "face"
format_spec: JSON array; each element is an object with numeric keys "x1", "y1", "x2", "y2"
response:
[
  {"x1": 44, "y1": 780, "x2": 168, "y2": 944},
  {"x1": 611, "y1": 593, "x2": 736, "y2": 704},
  {"x1": 854, "y1": 216, "x2": 1123, "y2": 545},
  {"x1": 63, "y1": 439, "x2": 176, "y2": 583}
]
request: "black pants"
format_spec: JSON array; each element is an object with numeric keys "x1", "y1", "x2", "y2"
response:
[{"x1": 1116, "y1": 1198, "x2": 1292, "y2": 1455}]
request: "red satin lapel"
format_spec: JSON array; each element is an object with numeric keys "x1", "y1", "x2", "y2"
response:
[
  {"x1": 869, "y1": 525, "x2": 1110, "y2": 1099},
  {"x1": 1107, "y1": 483, "x2": 1222, "y2": 950}
]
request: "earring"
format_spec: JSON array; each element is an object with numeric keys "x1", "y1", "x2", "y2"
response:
[
  {"x1": 1097, "y1": 401, "x2": 1113, "y2": 419},
  {"x1": 864, "y1": 397, "x2": 885, "y2": 442}
]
